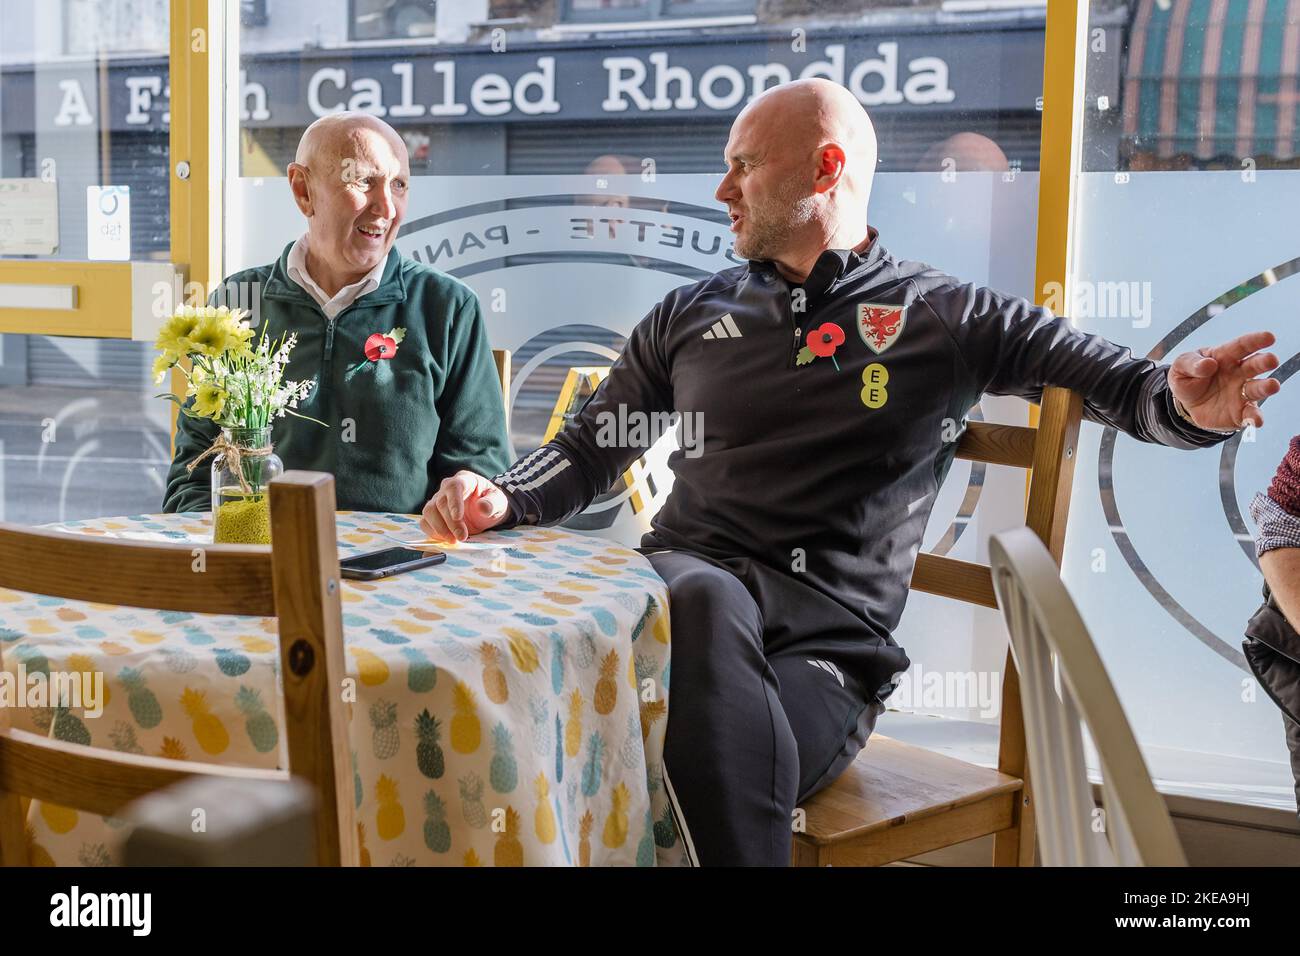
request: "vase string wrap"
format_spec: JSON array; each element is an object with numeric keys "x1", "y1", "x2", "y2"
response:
[{"x1": 186, "y1": 432, "x2": 274, "y2": 496}]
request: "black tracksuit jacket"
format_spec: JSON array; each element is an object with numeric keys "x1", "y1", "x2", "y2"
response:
[
  {"x1": 492, "y1": 227, "x2": 1230, "y2": 696},
  {"x1": 1245, "y1": 586, "x2": 1300, "y2": 813}
]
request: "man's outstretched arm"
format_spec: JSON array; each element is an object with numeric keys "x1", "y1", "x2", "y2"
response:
[
  {"x1": 420, "y1": 299, "x2": 674, "y2": 541},
  {"x1": 929, "y1": 281, "x2": 1280, "y2": 446}
]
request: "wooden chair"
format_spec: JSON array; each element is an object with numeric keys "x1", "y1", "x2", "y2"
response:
[
  {"x1": 493, "y1": 348, "x2": 511, "y2": 430},
  {"x1": 0, "y1": 471, "x2": 357, "y2": 866},
  {"x1": 989, "y1": 526, "x2": 1185, "y2": 865},
  {"x1": 792, "y1": 387, "x2": 1084, "y2": 866},
  {"x1": 544, "y1": 366, "x2": 651, "y2": 516}
]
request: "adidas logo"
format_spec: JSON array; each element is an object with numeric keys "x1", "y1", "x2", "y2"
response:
[
  {"x1": 702, "y1": 314, "x2": 743, "y2": 340},
  {"x1": 807, "y1": 659, "x2": 845, "y2": 687}
]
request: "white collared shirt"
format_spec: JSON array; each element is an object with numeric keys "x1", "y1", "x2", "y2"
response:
[{"x1": 286, "y1": 232, "x2": 389, "y2": 320}]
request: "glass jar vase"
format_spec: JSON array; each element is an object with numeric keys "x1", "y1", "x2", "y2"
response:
[{"x1": 211, "y1": 426, "x2": 283, "y2": 544}]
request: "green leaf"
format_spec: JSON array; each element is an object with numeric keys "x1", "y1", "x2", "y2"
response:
[
  {"x1": 284, "y1": 409, "x2": 330, "y2": 427},
  {"x1": 387, "y1": 327, "x2": 406, "y2": 345},
  {"x1": 795, "y1": 347, "x2": 816, "y2": 366}
]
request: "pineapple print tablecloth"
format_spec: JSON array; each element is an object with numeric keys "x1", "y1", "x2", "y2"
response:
[{"x1": 0, "y1": 511, "x2": 688, "y2": 867}]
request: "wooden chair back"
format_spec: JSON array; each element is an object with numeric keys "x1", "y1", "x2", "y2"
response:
[
  {"x1": 989, "y1": 525, "x2": 1186, "y2": 866},
  {"x1": 0, "y1": 471, "x2": 356, "y2": 866},
  {"x1": 493, "y1": 348, "x2": 511, "y2": 430},
  {"x1": 907, "y1": 385, "x2": 1084, "y2": 864}
]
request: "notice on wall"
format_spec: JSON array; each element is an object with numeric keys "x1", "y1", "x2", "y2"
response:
[
  {"x1": 87, "y1": 185, "x2": 131, "y2": 261},
  {"x1": 0, "y1": 178, "x2": 59, "y2": 256}
]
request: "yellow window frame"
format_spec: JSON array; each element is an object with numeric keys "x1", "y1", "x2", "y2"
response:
[{"x1": 0, "y1": 1, "x2": 226, "y2": 342}]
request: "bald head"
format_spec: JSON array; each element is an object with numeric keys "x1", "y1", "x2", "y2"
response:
[
  {"x1": 584, "y1": 154, "x2": 641, "y2": 178},
  {"x1": 917, "y1": 132, "x2": 1009, "y2": 173},
  {"x1": 740, "y1": 78, "x2": 878, "y2": 190},
  {"x1": 286, "y1": 112, "x2": 410, "y2": 297},
  {"x1": 716, "y1": 78, "x2": 877, "y2": 281},
  {"x1": 578, "y1": 153, "x2": 644, "y2": 209},
  {"x1": 294, "y1": 111, "x2": 409, "y2": 172}
]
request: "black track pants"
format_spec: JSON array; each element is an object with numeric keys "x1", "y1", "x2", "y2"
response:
[{"x1": 643, "y1": 547, "x2": 892, "y2": 866}]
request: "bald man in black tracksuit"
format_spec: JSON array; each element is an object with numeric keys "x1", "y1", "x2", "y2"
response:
[
  {"x1": 483, "y1": 228, "x2": 1235, "y2": 864},
  {"x1": 423, "y1": 79, "x2": 1278, "y2": 865}
]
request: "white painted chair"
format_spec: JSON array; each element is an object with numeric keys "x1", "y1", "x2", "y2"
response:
[{"x1": 988, "y1": 526, "x2": 1187, "y2": 866}]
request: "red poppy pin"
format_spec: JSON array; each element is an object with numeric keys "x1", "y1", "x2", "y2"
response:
[
  {"x1": 797, "y1": 322, "x2": 846, "y2": 371},
  {"x1": 364, "y1": 327, "x2": 405, "y2": 361}
]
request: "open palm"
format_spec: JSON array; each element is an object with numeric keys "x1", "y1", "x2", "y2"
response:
[{"x1": 1168, "y1": 331, "x2": 1281, "y2": 431}]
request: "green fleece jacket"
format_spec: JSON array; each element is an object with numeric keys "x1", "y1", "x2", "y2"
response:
[{"x1": 162, "y1": 244, "x2": 511, "y2": 515}]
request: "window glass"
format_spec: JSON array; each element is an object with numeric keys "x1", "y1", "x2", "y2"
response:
[
  {"x1": 568, "y1": 0, "x2": 651, "y2": 15},
  {"x1": 0, "y1": 0, "x2": 172, "y2": 523},
  {"x1": 1063, "y1": 0, "x2": 1300, "y2": 808},
  {"x1": 351, "y1": 0, "x2": 440, "y2": 41},
  {"x1": 564, "y1": 0, "x2": 756, "y2": 19}
]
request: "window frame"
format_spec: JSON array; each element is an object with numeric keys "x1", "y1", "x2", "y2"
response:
[
  {"x1": 0, "y1": 0, "x2": 221, "y2": 343},
  {"x1": 346, "y1": 0, "x2": 440, "y2": 42},
  {"x1": 240, "y1": 0, "x2": 268, "y2": 28}
]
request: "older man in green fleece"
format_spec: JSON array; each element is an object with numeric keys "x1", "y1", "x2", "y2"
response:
[{"x1": 162, "y1": 112, "x2": 511, "y2": 515}]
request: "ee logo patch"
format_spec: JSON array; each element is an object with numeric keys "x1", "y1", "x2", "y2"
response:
[{"x1": 860, "y1": 363, "x2": 888, "y2": 408}]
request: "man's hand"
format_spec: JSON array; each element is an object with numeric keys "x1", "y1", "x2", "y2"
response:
[
  {"x1": 1169, "y1": 330, "x2": 1281, "y2": 430},
  {"x1": 420, "y1": 470, "x2": 510, "y2": 542}
]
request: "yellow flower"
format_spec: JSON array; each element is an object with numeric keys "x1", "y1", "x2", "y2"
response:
[
  {"x1": 187, "y1": 316, "x2": 232, "y2": 357},
  {"x1": 155, "y1": 311, "x2": 201, "y2": 356},
  {"x1": 227, "y1": 323, "x2": 255, "y2": 359},
  {"x1": 152, "y1": 352, "x2": 178, "y2": 384},
  {"x1": 192, "y1": 382, "x2": 227, "y2": 419},
  {"x1": 212, "y1": 305, "x2": 250, "y2": 326}
]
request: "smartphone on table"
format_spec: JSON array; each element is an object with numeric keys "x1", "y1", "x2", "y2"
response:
[{"x1": 339, "y1": 546, "x2": 446, "y2": 580}]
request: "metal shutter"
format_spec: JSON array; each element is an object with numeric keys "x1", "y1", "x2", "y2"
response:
[
  {"x1": 28, "y1": 335, "x2": 150, "y2": 387},
  {"x1": 507, "y1": 119, "x2": 731, "y2": 174},
  {"x1": 109, "y1": 128, "x2": 170, "y2": 258},
  {"x1": 506, "y1": 113, "x2": 1042, "y2": 174},
  {"x1": 865, "y1": 111, "x2": 1043, "y2": 171}
]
